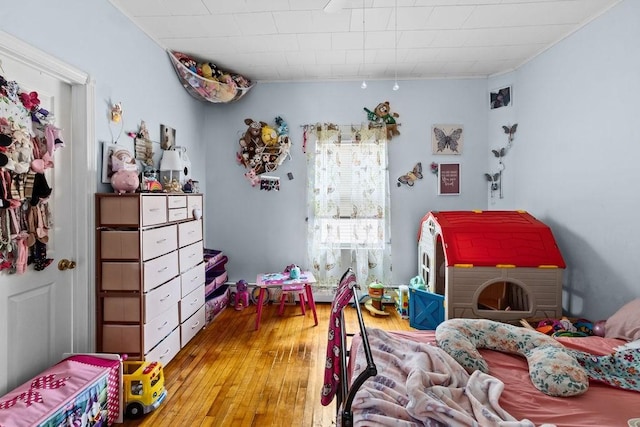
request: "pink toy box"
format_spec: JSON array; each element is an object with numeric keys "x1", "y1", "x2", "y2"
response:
[{"x1": 0, "y1": 354, "x2": 122, "y2": 427}]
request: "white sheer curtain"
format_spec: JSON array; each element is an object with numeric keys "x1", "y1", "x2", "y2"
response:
[{"x1": 305, "y1": 124, "x2": 392, "y2": 294}]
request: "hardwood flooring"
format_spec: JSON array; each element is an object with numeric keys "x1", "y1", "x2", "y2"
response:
[{"x1": 120, "y1": 300, "x2": 413, "y2": 427}]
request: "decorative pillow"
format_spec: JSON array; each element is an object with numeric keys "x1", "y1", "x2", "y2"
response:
[
  {"x1": 605, "y1": 298, "x2": 640, "y2": 342},
  {"x1": 435, "y1": 318, "x2": 589, "y2": 397}
]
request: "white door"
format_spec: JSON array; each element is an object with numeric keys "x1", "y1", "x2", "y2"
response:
[{"x1": 0, "y1": 33, "x2": 95, "y2": 395}]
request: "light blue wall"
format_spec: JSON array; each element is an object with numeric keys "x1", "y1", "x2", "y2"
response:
[
  {"x1": 203, "y1": 79, "x2": 489, "y2": 286},
  {"x1": 488, "y1": 0, "x2": 639, "y2": 320},
  {"x1": 1, "y1": 0, "x2": 206, "y2": 193},
  {"x1": 3, "y1": 0, "x2": 636, "y2": 320}
]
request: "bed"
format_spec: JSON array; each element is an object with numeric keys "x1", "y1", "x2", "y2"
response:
[
  {"x1": 322, "y1": 269, "x2": 640, "y2": 427},
  {"x1": 0, "y1": 354, "x2": 122, "y2": 427}
]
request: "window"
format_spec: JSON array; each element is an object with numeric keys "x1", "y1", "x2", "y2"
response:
[
  {"x1": 305, "y1": 125, "x2": 391, "y2": 289},
  {"x1": 315, "y1": 140, "x2": 386, "y2": 249}
]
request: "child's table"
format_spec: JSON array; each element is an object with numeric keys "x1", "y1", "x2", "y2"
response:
[{"x1": 254, "y1": 271, "x2": 317, "y2": 330}]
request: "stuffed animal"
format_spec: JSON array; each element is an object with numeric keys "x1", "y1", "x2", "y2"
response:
[
  {"x1": 237, "y1": 118, "x2": 266, "y2": 172},
  {"x1": 174, "y1": 52, "x2": 197, "y2": 73},
  {"x1": 364, "y1": 101, "x2": 401, "y2": 139},
  {"x1": 275, "y1": 116, "x2": 289, "y2": 136},
  {"x1": 200, "y1": 62, "x2": 213, "y2": 79},
  {"x1": 231, "y1": 73, "x2": 252, "y2": 89},
  {"x1": 237, "y1": 117, "x2": 291, "y2": 178},
  {"x1": 244, "y1": 169, "x2": 259, "y2": 187},
  {"x1": 261, "y1": 125, "x2": 278, "y2": 146}
]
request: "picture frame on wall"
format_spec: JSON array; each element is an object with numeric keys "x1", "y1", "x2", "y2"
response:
[
  {"x1": 438, "y1": 163, "x2": 460, "y2": 195},
  {"x1": 160, "y1": 124, "x2": 176, "y2": 150},
  {"x1": 432, "y1": 124, "x2": 463, "y2": 155},
  {"x1": 101, "y1": 142, "x2": 134, "y2": 183},
  {"x1": 490, "y1": 86, "x2": 512, "y2": 109}
]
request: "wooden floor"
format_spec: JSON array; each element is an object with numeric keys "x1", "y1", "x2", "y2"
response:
[{"x1": 121, "y1": 300, "x2": 413, "y2": 427}]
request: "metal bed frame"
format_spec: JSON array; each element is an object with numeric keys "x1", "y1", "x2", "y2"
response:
[{"x1": 334, "y1": 268, "x2": 378, "y2": 427}]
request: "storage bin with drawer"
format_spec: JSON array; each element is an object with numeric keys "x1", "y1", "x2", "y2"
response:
[
  {"x1": 187, "y1": 194, "x2": 203, "y2": 219},
  {"x1": 167, "y1": 195, "x2": 188, "y2": 222}
]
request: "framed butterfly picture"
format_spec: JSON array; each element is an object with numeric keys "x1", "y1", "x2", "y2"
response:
[{"x1": 432, "y1": 124, "x2": 463, "y2": 155}]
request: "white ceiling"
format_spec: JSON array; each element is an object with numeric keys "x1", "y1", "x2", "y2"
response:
[{"x1": 110, "y1": 0, "x2": 620, "y2": 83}]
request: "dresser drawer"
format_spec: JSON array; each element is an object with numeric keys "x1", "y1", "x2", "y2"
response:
[
  {"x1": 146, "y1": 328, "x2": 180, "y2": 366},
  {"x1": 143, "y1": 251, "x2": 179, "y2": 292},
  {"x1": 178, "y1": 220, "x2": 202, "y2": 248},
  {"x1": 180, "y1": 285, "x2": 205, "y2": 322},
  {"x1": 142, "y1": 224, "x2": 177, "y2": 261},
  {"x1": 187, "y1": 195, "x2": 203, "y2": 219},
  {"x1": 100, "y1": 230, "x2": 140, "y2": 260},
  {"x1": 144, "y1": 276, "x2": 181, "y2": 323},
  {"x1": 180, "y1": 305, "x2": 205, "y2": 348},
  {"x1": 102, "y1": 325, "x2": 140, "y2": 355},
  {"x1": 141, "y1": 195, "x2": 167, "y2": 226},
  {"x1": 100, "y1": 262, "x2": 140, "y2": 291},
  {"x1": 168, "y1": 208, "x2": 188, "y2": 222},
  {"x1": 179, "y1": 241, "x2": 203, "y2": 273},
  {"x1": 144, "y1": 304, "x2": 179, "y2": 354},
  {"x1": 181, "y1": 262, "x2": 205, "y2": 297},
  {"x1": 103, "y1": 296, "x2": 140, "y2": 322},
  {"x1": 99, "y1": 196, "x2": 140, "y2": 226},
  {"x1": 168, "y1": 195, "x2": 187, "y2": 209}
]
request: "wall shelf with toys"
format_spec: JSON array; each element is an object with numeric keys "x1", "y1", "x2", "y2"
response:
[{"x1": 168, "y1": 51, "x2": 254, "y2": 103}]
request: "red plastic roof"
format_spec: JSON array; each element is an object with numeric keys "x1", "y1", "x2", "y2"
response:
[{"x1": 419, "y1": 210, "x2": 566, "y2": 268}]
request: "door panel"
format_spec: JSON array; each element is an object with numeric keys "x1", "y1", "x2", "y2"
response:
[
  {"x1": 7, "y1": 284, "x2": 54, "y2": 388},
  {"x1": 0, "y1": 42, "x2": 81, "y2": 394}
]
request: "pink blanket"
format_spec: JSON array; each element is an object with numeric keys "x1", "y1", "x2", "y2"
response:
[{"x1": 349, "y1": 328, "x2": 553, "y2": 427}]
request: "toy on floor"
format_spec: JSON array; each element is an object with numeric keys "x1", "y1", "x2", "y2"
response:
[
  {"x1": 395, "y1": 285, "x2": 409, "y2": 319},
  {"x1": 365, "y1": 282, "x2": 389, "y2": 317},
  {"x1": 123, "y1": 358, "x2": 167, "y2": 419},
  {"x1": 234, "y1": 280, "x2": 250, "y2": 310}
]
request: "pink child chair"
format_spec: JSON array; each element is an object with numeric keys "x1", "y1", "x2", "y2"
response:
[
  {"x1": 235, "y1": 280, "x2": 250, "y2": 311},
  {"x1": 278, "y1": 284, "x2": 306, "y2": 316}
]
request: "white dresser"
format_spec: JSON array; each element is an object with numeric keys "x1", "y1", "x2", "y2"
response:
[{"x1": 95, "y1": 193, "x2": 205, "y2": 366}]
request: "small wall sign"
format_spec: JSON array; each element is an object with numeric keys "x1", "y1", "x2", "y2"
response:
[{"x1": 438, "y1": 163, "x2": 460, "y2": 195}]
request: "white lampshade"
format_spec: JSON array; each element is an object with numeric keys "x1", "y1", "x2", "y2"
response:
[{"x1": 160, "y1": 150, "x2": 182, "y2": 171}]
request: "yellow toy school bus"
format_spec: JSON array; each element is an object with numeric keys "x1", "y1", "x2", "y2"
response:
[{"x1": 123, "y1": 360, "x2": 167, "y2": 419}]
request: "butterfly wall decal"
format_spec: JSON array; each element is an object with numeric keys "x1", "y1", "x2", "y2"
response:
[
  {"x1": 491, "y1": 147, "x2": 506, "y2": 159},
  {"x1": 397, "y1": 162, "x2": 423, "y2": 187},
  {"x1": 484, "y1": 172, "x2": 500, "y2": 191},
  {"x1": 502, "y1": 123, "x2": 518, "y2": 143},
  {"x1": 433, "y1": 126, "x2": 463, "y2": 153}
]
